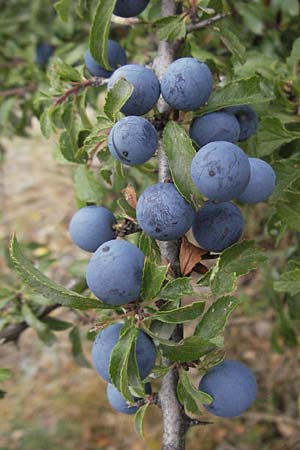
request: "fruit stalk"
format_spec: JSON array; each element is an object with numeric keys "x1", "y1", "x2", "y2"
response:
[{"x1": 154, "y1": 1, "x2": 188, "y2": 448}]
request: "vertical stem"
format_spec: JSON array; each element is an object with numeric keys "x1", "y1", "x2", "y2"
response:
[{"x1": 153, "y1": 1, "x2": 188, "y2": 449}]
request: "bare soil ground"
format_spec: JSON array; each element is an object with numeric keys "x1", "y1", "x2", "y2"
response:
[{"x1": 1, "y1": 127, "x2": 300, "y2": 450}]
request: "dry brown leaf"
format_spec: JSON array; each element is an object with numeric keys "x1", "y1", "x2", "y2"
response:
[
  {"x1": 122, "y1": 184, "x2": 137, "y2": 208},
  {"x1": 180, "y1": 236, "x2": 207, "y2": 276}
]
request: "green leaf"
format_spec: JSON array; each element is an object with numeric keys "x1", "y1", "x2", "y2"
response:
[
  {"x1": 40, "y1": 109, "x2": 53, "y2": 139},
  {"x1": 255, "y1": 117, "x2": 300, "y2": 156},
  {"x1": 42, "y1": 317, "x2": 73, "y2": 331},
  {"x1": 52, "y1": 58, "x2": 81, "y2": 82},
  {"x1": 163, "y1": 121, "x2": 203, "y2": 207},
  {"x1": 109, "y1": 325, "x2": 142, "y2": 402},
  {"x1": 0, "y1": 368, "x2": 12, "y2": 382},
  {"x1": 195, "y1": 296, "x2": 240, "y2": 339},
  {"x1": 21, "y1": 303, "x2": 57, "y2": 346},
  {"x1": 158, "y1": 277, "x2": 194, "y2": 301},
  {"x1": 54, "y1": 0, "x2": 72, "y2": 22},
  {"x1": 104, "y1": 78, "x2": 134, "y2": 121},
  {"x1": 177, "y1": 369, "x2": 212, "y2": 415},
  {"x1": 117, "y1": 198, "x2": 136, "y2": 220},
  {"x1": 287, "y1": 37, "x2": 300, "y2": 68},
  {"x1": 215, "y1": 27, "x2": 246, "y2": 64},
  {"x1": 205, "y1": 240, "x2": 267, "y2": 297},
  {"x1": 74, "y1": 166, "x2": 104, "y2": 203},
  {"x1": 138, "y1": 233, "x2": 161, "y2": 264},
  {"x1": 134, "y1": 403, "x2": 149, "y2": 439},
  {"x1": 274, "y1": 269, "x2": 300, "y2": 296},
  {"x1": 199, "y1": 76, "x2": 273, "y2": 114},
  {"x1": 10, "y1": 235, "x2": 109, "y2": 310},
  {"x1": 159, "y1": 336, "x2": 217, "y2": 363},
  {"x1": 69, "y1": 326, "x2": 91, "y2": 368},
  {"x1": 271, "y1": 159, "x2": 300, "y2": 201},
  {"x1": 155, "y1": 16, "x2": 186, "y2": 41},
  {"x1": 89, "y1": 0, "x2": 117, "y2": 68},
  {"x1": 141, "y1": 259, "x2": 168, "y2": 302},
  {"x1": 154, "y1": 301, "x2": 205, "y2": 324}
]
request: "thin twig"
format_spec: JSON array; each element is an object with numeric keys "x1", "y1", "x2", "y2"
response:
[
  {"x1": 0, "y1": 82, "x2": 36, "y2": 98},
  {"x1": 187, "y1": 12, "x2": 230, "y2": 33},
  {"x1": 53, "y1": 79, "x2": 94, "y2": 106}
]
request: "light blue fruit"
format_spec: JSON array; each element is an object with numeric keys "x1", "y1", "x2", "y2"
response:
[
  {"x1": 136, "y1": 182, "x2": 195, "y2": 241},
  {"x1": 108, "y1": 116, "x2": 158, "y2": 165},
  {"x1": 69, "y1": 206, "x2": 116, "y2": 252},
  {"x1": 86, "y1": 239, "x2": 145, "y2": 306},
  {"x1": 225, "y1": 105, "x2": 259, "y2": 141},
  {"x1": 190, "y1": 112, "x2": 240, "y2": 149},
  {"x1": 237, "y1": 158, "x2": 276, "y2": 204},
  {"x1": 107, "y1": 64, "x2": 160, "y2": 116},
  {"x1": 92, "y1": 323, "x2": 156, "y2": 382},
  {"x1": 84, "y1": 40, "x2": 127, "y2": 78},
  {"x1": 161, "y1": 57, "x2": 213, "y2": 111},
  {"x1": 107, "y1": 383, "x2": 152, "y2": 415},
  {"x1": 190, "y1": 141, "x2": 250, "y2": 202},
  {"x1": 199, "y1": 360, "x2": 257, "y2": 418}
]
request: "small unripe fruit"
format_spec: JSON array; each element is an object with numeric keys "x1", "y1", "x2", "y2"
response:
[
  {"x1": 108, "y1": 116, "x2": 158, "y2": 165},
  {"x1": 225, "y1": 105, "x2": 259, "y2": 141},
  {"x1": 190, "y1": 141, "x2": 250, "y2": 202},
  {"x1": 199, "y1": 360, "x2": 257, "y2": 418},
  {"x1": 114, "y1": 0, "x2": 150, "y2": 18},
  {"x1": 237, "y1": 158, "x2": 276, "y2": 204},
  {"x1": 189, "y1": 112, "x2": 240, "y2": 149},
  {"x1": 92, "y1": 323, "x2": 156, "y2": 382},
  {"x1": 136, "y1": 183, "x2": 195, "y2": 241},
  {"x1": 69, "y1": 206, "x2": 116, "y2": 252},
  {"x1": 86, "y1": 239, "x2": 145, "y2": 306},
  {"x1": 192, "y1": 201, "x2": 243, "y2": 252},
  {"x1": 107, "y1": 383, "x2": 152, "y2": 415},
  {"x1": 108, "y1": 64, "x2": 160, "y2": 116},
  {"x1": 161, "y1": 57, "x2": 213, "y2": 111},
  {"x1": 84, "y1": 40, "x2": 127, "y2": 78}
]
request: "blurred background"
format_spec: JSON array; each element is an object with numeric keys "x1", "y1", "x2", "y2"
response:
[{"x1": 1, "y1": 1, "x2": 300, "y2": 449}]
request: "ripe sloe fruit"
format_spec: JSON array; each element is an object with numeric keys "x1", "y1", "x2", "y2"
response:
[
  {"x1": 225, "y1": 105, "x2": 259, "y2": 141},
  {"x1": 86, "y1": 239, "x2": 145, "y2": 306},
  {"x1": 107, "y1": 383, "x2": 152, "y2": 415},
  {"x1": 190, "y1": 141, "x2": 250, "y2": 202},
  {"x1": 92, "y1": 323, "x2": 157, "y2": 382},
  {"x1": 161, "y1": 57, "x2": 213, "y2": 111},
  {"x1": 84, "y1": 40, "x2": 127, "y2": 78},
  {"x1": 35, "y1": 43, "x2": 54, "y2": 66},
  {"x1": 190, "y1": 112, "x2": 240, "y2": 149},
  {"x1": 108, "y1": 64, "x2": 160, "y2": 116},
  {"x1": 114, "y1": 0, "x2": 150, "y2": 18},
  {"x1": 192, "y1": 201, "x2": 243, "y2": 252},
  {"x1": 108, "y1": 116, "x2": 158, "y2": 165},
  {"x1": 199, "y1": 360, "x2": 257, "y2": 418},
  {"x1": 69, "y1": 206, "x2": 116, "y2": 253},
  {"x1": 136, "y1": 183, "x2": 195, "y2": 241},
  {"x1": 237, "y1": 158, "x2": 276, "y2": 204}
]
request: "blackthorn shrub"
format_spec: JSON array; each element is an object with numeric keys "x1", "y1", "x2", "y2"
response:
[
  {"x1": 225, "y1": 105, "x2": 259, "y2": 141},
  {"x1": 238, "y1": 158, "x2": 276, "y2": 203},
  {"x1": 84, "y1": 40, "x2": 127, "y2": 78}
]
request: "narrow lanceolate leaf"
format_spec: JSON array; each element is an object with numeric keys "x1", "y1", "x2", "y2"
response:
[
  {"x1": 163, "y1": 121, "x2": 203, "y2": 207},
  {"x1": 202, "y1": 240, "x2": 267, "y2": 297},
  {"x1": 177, "y1": 369, "x2": 212, "y2": 415},
  {"x1": 104, "y1": 78, "x2": 134, "y2": 121},
  {"x1": 155, "y1": 15, "x2": 186, "y2": 41},
  {"x1": 69, "y1": 326, "x2": 91, "y2": 368},
  {"x1": 21, "y1": 303, "x2": 57, "y2": 346},
  {"x1": 109, "y1": 325, "x2": 141, "y2": 402},
  {"x1": 274, "y1": 269, "x2": 300, "y2": 296},
  {"x1": 54, "y1": 0, "x2": 72, "y2": 22},
  {"x1": 199, "y1": 76, "x2": 274, "y2": 114},
  {"x1": 138, "y1": 233, "x2": 161, "y2": 264},
  {"x1": 89, "y1": 0, "x2": 117, "y2": 68},
  {"x1": 159, "y1": 336, "x2": 217, "y2": 363},
  {"x1": 10, "y1": 235, "x2": 110, "y2": 310},
  {"x1": 195, "y1": 296, "x2": 240, "y2": 339},
  {"x1": 215, "y1": 27, "x2": 246, "y2": 64},
  {"x1": 256, "y1": 117, "x2": 300, "y2": 156},
  {"x1": 134, "y1": 403, "x2": 149, "y2": 439},
  {"x1": 158, "y1": 277, "x2": 193, "y2": 301},
  {"x1": 154, "y1": 301, "x2": 205, "y2": 324},
  {"x1": 141, "y1": 259, "x2": 168, "y2": 302}
]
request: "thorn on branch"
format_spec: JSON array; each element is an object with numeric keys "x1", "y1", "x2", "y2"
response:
[{"x1": 186, "y1": 12, "x2": 231, "y2": 33}]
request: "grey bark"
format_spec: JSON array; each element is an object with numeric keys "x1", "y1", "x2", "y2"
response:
[{"x1": 153, "y1": 1, "x2": 188, "y2": 449}]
